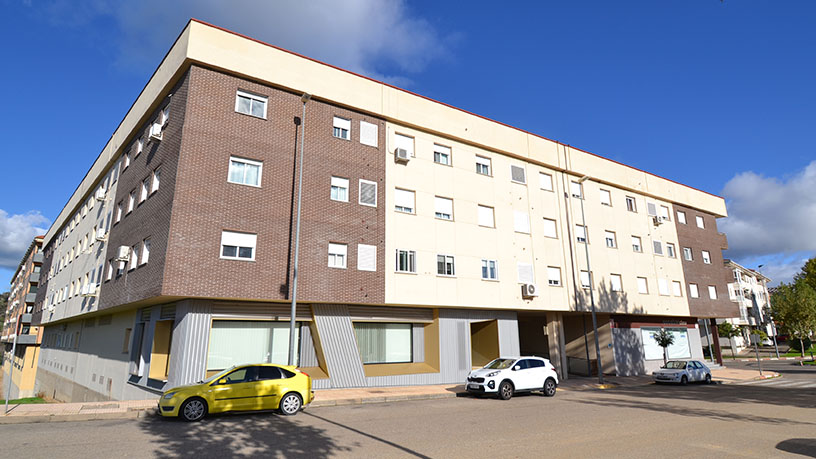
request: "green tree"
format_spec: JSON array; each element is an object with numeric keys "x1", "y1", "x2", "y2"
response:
[
  {"x1": 800, "y1": 257, "x2": 816, "y2": 291},
  {"x1": 771, "y1": 278, "x2": 816, "y2": 358},
  {"x1": 652, "y1": 328, "x2": 675, "y2": 365},
  {"x1": 718, "y1": 322, "x2": 741, "y2": 359}
]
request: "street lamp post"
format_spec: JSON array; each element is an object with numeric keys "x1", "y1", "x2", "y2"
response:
[
  {"x1": 288, "y1": 93, "x2": 311, "y2": 366},
  {"x1": 577, "y1": 175, "x2": 604, "y2": 385}
]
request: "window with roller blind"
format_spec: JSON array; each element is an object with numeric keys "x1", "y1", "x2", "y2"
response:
[
  {"x1": 359, "y1": 179, "x2": 377, "y2": 207},
  {"x1": 357, "y1": 244, "x2": 377, "y2": 271},
  {"x1": 333, "y1": 116, "x2": 351, "y2": 140},
  {"x1": 434, "y1": 144, "x2": 451, "y2": 165},
  {"x1": 514, "y1": 211, "x2": 530, "y2": 234},
  {"x1": 394, "y1": 133, "x2": 415, "y2": 157},
  {"x1": 394, "y1": 188, "x2": 415, "y2": 214},
  {"x1": 478, "y1": 205, "x2": 495, "y2": 228},
  {"x1": 359, "y1": 120, "x2": 378, "y2": 147},
  {"x1": 435, "y1": 197, "x2": 453, "y2": 221}
]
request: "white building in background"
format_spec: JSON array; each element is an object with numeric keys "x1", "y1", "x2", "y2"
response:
[{"x1": 723, "y1": 259, "x2": 773, "y2": 352}]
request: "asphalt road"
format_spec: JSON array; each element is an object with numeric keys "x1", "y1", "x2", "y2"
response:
[{"x1": 2, "y1": 382, "x2": 815, "y2": 458}]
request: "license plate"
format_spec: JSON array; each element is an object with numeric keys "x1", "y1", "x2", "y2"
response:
[{"x1": 468, "y1": 384, "x2": 479, "y2": 390}]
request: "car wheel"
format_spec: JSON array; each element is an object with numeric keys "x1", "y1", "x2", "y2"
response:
[
  {"x1": 180, "y1": 397, "x2": 207, "y2": 422},
  {"x1": 543, "y1": 378, "x2": 557, "y2": 397},
  {"x1": 704, "y1": 374, "x2": 712, "y2": 385},
  {"x1": 279, "y1": 392, "x2": 303, "y2": 416},
  {"x1": 498, "y1": 381, "x2": 514, "y2": 400},
  {"x1": 680, "y1": 375, "x2": 688, "y2": 386}
]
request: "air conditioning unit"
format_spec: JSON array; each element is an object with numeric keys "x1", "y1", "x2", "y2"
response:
[
  {"x1": 659, "y1": 216, "x2": 669, "y2": 222},
  {"x1": 95, "y1": 187, "x2": 107, "y2": 202},
  {"x1": 394, "y1": 148, "x2": 411, "y2": 163},
  {"x1": 81, "y1": 284, "x2": 98, "y2": 298},
  {"x1": 115, "y1": 246, "x2": 131, "y2": 261},
  {"x1": 148, "y1": 122, "x2": 163, "y2": 141},
  {"x1": 95, "y1": 227, "x2": 108, "y2": 242},
  {"x1": 652, "y1": 216, "x2": 663, "y2": 226},
  {"x1": 521, "y1": 283, "x2": 539, "y2": 298},
  {"x1": 80, "y1": 284, "x2": 89, "y2": 296},
  {"x1": 47, "y1": 305, "x2": 55, "y2": 312}
]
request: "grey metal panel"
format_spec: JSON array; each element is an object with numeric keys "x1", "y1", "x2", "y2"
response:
[
  {"x1": 498, "y1": 317, "x2": 520, "y2": 356},
  {"x1": 17, "y1": 335, "x2": 37, "y2": 345},
  {"x1": 25, "y1": 292, "x2": 37, "y2": 304},
  {"x1": 412, "y1": 324, "x2": 424, "y2": 363},
  {"x1": 311, "y1": 304, "x2": 366, "y2": 388},
  {"x1": 167, "y1": 300, "x2": 212, "y2": 387},
  {"x1": 299, "y1": 323, "x2": 318, "y2": 368},
  {"x1": 33, "y1": 252, "x2": 43, "y2": 263},
  {"x1": 347, "y1": 306, "x2": 433, "y2": 323},
  {"x1": 20, "y1": 313, "x2": 33, "y2": 324},
  {"x1": 28, "y1": 272, "x2": 40, "y2": 284},
  {"x1": 212, "y1": 302, "x2": 312, "y2": 321}
]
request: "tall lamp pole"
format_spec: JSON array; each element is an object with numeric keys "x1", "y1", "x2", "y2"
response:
[
  {"x1": 288, "y1": 93, "x2": 311, "y2": 366},
  {"x1": 577, "y1": 175, "x2": 604, "y2": 385}
]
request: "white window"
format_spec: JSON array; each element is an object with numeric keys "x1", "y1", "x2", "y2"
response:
[
  {"x1": 683, "y1": 247, "x2": 693, "y2": 261},
  {"x1": 357, "y1": 244, "x2": 377, "y2": 271},
  {"x1": 632, "y1": 236, "x2": 642, "y2": 253},
  {"x1": 658, "y1": 279, "x2": 669, "y2": 296},
  {"x1": 434, "y1": 144, "x2": 451, "y2": 165},
  {"x1": 235, "y1": 90, "x2": 267, "y2": 118},
  {"x1": 689, "y1": 283, "x2": 700, "y2": 298},
  {"x1": 395, "y1": 249, "x2": 416, "y2": 273},
  {"x1": 672, "y1": 281, "x2": 682, "y2": 297},
  {"x1": 600, "y1": 189, "x2": 612, "y2": 206},
  {"x1": 653, "y1": 240, "x2": 663, "y2": 255},
  {"x1": 708, "y1": 285, "x2": 718, "y2": 299},
  {"x1": 696, "y1": 216, "x2": 705, "y2": 229},
  {"x1": 666, "y1": 243, "x2": 676, "y2": 258},
  {"x1": 123, "y1": 152, "x2": 131, "y2": 170},
  {"x1": 610, "y1": 274, "x2": 623, "y2": 292},
  {"x1": 140, "y1": 238, "x2": 150, "y2": 265},
  {"x1": 481, "y1": 259, "x2": 498, "y2": 280},
  {"x1": 139, "y1": 178, "x2": 149, "y2": 203},
  {"x1": 536, "y1": 172, "x2": 554, "y2": 192},
  {"x1": 394, "y1": 133, "x2": 415, "y2": 157},
  {"x1": 604, "y1": 231, "x2": 617, "y2": 248},
  {"x1": 115, "y1": 202, "x2": 123, "y2": 223},
  {"x1": 575, "y1": 224, "x2": 588, "y2": 243},
  {"x1": 476, "y1": 155, "x2": 491, "y2": 176},
  {"x1": 354, "y1": 323, "x2": 412, "y2": 364},
  {"x1": 571, "y1": 181, "x2": 583, "y2": 198},
  {"x1": 333, "y1": 116, "x2": 351, "y2": 140},
  {"x1": 437, "y1": 255, "x2": 455, "y2": 276},
  {"x1": 228, "y1": 157, "x2": 262, "y2": 187},
  {"x1": 510, "y1": 165, "x2": 526, "y2": 184},
  {"x1": 129, "y1": 244, "x2": 139, "y2": 271},
  {"x1": 160, "y1": 106, "x2": 170, "y2": 126},
  {"x1": 637, "y1": 277, "x2": 648, "y2": 294},
  {"x1": 677, "y1": 211, "x2": 687, "y2": 224},
  {"x1": 478, "y1": 205, "x2": 495, "y2": 228},
  {"x1": 547, "y1": 267, "x2": 562, "y2": 286},
  {"x1": 626, "y1": 196, "x2": 637, "y2": 212},
  {"x1": 659, "y1": 205, "x2": 670, "y2": 221},
  {"x1": 328, "y1": 243, "x2": 348, "y2": 269},
  {"x1": 542, "y1": 218, "x2": 557, "y2": 238},
  {"x1": 394, "y1": 189, "x2": 415, "y2": 214},
  {"x1": 127, "y1": 191, "x2": 135, "y2": 213},
  {"x1": 702, "y1": 250, "x2": 711, "y2": 264},
  {"x1": 135, "y1": 138, "x2": 143, "y2": 156},
  {"x1": 514, "y1": 211, "x2": 530, "y2": 234},
  {"x1": 151, "y1": 168, "x2": 160, "y2": 194},
  {"x1": 220, "y1": 231, "x2": 257, "y2": 261},
  {"x1": 359, "y1": 121, "x2": 378, "y2": 147},
  {"x1": 517, "y1": 263, "x2": 535, "y2": 284},
  {"x1": 435, "y1": 197, "x2": 454, "y2": 221},
  {"x1": 580, "y1": 270, "x2": 592, "y2": 289},
  {"x1": 330, "y1": 176, "x2": 349, "y2": 202},
  {"x1": 106, "y1": 260, "x2": 113, "y2": 281},
  {"x1": 359, "y1": 180, "x2": 377, "y2": 207},
  {"x1": 647, "y1": 202, "x2": 657, "y2": 216}
]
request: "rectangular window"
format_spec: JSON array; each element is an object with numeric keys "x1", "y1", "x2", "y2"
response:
[
  {"x1": 696, "y1": 216, "x2": 705, "y2": 229},
  {"x1": 481, "y1": 259, "x2": 498, "y2": 280},
  {"x1": 600, "y1": 189, "x2": 612, "y2": 206},
  {"x1": 677, "y1": 211, "x2": 687, "y2": 224},
  {"x1": 151, "y1": 168, "x2": 160, "y2": 194},
  {"x1": 129, "y1": 245, "x2": 139, "y2": 271},
  {"x1": 395, "y1": 249, "x2": 416, "y2": 273},
  {"x1": 477, "y1": 205, "x2": 495, "y2": 228},
  {"x1": 330, "y1": 176, "x2": 350, "y2": 202},
  {"x1": 394, "y1": 133, "x2": 415, "y2": 157},
  {"x1": 539, "y1": 173, "x2": 553, "y2": 191},
  {"x1": 228, "y1": 157, "x2": 262, "y2": 187},
  {"x1": 659, "y1": 205, "x2": 670, "y2": 221},
  {"x1": 434, "y1": 144, "x2": 451, "y2": 165},
  {"x1": 542, "y1": 218, "x2": 557, "y2": 238},
  {"x1": 220, "y1": 231, "x2": 257, "y2": 261},
  {"x1": 672, "y1": 281, "x2": 683, "y2": 297},
  {"x1": 604, "y1": 231, "x2": 617, "y2": 248},
  {"x1": 115, "y1": 203, "x2": 123, "y2": 223},
  {"x1": 135, "y1": 138, "x2": 143, "y2": 157},
  {"x1": 208, "y1": 320, "x2": 299, "y2": 369},
  {"x1": 328, "y1": 243, "x2": 348, "y2": 269},
  {"x1": 658, "y1": 279, "x2": 669, "y2": 296},
  {"x1": 235, "y1": 90, "x2": 267, "y2": 119},
  {"x1": 359, "y1": 120, "x2": 378, "y2": 147},
  {"x1": 475, "y1": 155, "x2": 491, "y2": 176},
  {"x1": 632, "y1": 236, "x2": 642, "y2": 253},
  {"x1": 689, "y1": 283, "x2": 700, "y2": 298},
  {"x1": 140, "y1": 238, "x2": 150, "y2": 265},
  {"x1": 517, "y1": 263, "x2": 534, "y2": 284},
  {"x1": 333, "y1": 116, "x2": 351, "y2": 140},
  {"x1": 547, "y1": 267, "x2": 562, "y2": 286},
  {"x1": 637, "y1": 277, "x2": 649, "y2": 294},
  {"x1": 140, "y1": 178, "x2": 149, "y2": 203},
  {"x1": 357, "y1": 244, "x2": 377, "y2": 271},
  {"x1": 514, "y1": 211, "x2": 530, "y2": 234},
  {"x1": 580, "y1": 270, "x2": 592, "y2": 289},
  {"x1": 666, "y1": 243, "x2": 676, "y2": 258},
  {"x1": 510, "y1": 165, "x2": 526, "y2": 184},
  {"x1": 354, "y1": 323, "x2": 412, "y2": 364},
  {"x1": 647, "y1": 202, "x2": 657, "y2": 216},
  {"x1": 708, "y1": 285, "x2": 717, "y2": 299},
  {"x1": 127, "y1": 191, "x2": 135, "y2": 213},
  {"x1": 653, "y1": 240, "x2": 663, "y2": 255},
  {"x1": 575, "y1": 224, "x2": 588, "y2": 243},
  {"x1": 434, "y1": 196, "x2": 454, "y2": 221},
  {"x1": 123, "y1": 152, "x2": 131, "y2": 171},
  {"x1": 106, "y1": 259, "x2": 113, "y2": 281},
  {"x1": 610, "y1": 274, "x2": 622, "y2": 292},
  {"x1": 702, "y1": 250, "x2": 711, "y2": 264},
  {"x1": 437, "y1": 255, "x2": 455, "y2": 276},
  {"x1": 571, "y1": 181, "x2": 583, "y2": 198},
  {"x1": 394, "y1": 188, "x2": 415, "y2": 214},
  {"x1": 359, "y1": 179, "x2": 377, "y2": 207},
  {"x1": 683, "y1": 247, "x2": 693, "y2": 261}
]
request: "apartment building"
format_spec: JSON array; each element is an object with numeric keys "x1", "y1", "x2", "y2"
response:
[
  {"x1": 31, "y1": 20, "x2": 737, "y2": 402},
  {"x1": 719, "y1": 260, "x2": 773, "y2": 352},
  {"x1": 2, "y1": 236, "x2": 43, "y2": 399}
]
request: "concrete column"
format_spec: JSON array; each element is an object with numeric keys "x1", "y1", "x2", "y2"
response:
[{"x1": 546, "y1": 312, "x2": 568, "y2": 381}]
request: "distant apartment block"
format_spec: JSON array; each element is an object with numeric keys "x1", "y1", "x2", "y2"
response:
[{"x1": 721, "y1": 259, "x2": 773, "y2": 352}]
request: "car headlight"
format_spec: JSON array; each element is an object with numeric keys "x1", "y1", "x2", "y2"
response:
[
  {"x1": 486, "y1": 371, "x2": 499, "y2": 378},
  {"x1": 163, "y1": 392, "x2": 177, "y2": 399}
]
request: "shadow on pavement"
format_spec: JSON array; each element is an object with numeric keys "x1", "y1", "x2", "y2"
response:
[
  {"x1": 304, "y1": 411, "x2": 431, "y2": 458},
  {"x1": 599, "y1": 382, "x2": 816, "y2": 410},
  {"x1": 776, "y1": 438, "x2": 816, "y2": 457}
]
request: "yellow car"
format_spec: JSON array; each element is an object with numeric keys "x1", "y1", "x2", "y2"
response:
[{"x1": 158, "y1": 364, "x2": 313, "y2": 421}]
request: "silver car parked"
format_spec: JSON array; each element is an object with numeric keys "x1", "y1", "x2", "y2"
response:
[{"x1": 652, "y1": 360, "x2": 712, "y2": 385}]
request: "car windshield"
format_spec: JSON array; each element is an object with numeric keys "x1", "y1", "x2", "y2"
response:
[
  {"x1": 484, "y1": 358, "x2": 516, "y2": 370},
  {"x1": 664, "y1": 361, "x2": 687, "y2": 369},
  {"x1": 200, "y1": 366, "x2": 236, "y2": 384}
]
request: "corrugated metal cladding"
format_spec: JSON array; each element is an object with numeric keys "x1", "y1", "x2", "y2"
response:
[
  {"x1": 299, "y1": 323, "x2": 318, "y2": 368},
  {"x1": 211, "y1": 302, "x2": 312, "y2": 320},
  {"x1": 347, "y1": 306, "x2": 433, "y2": 323},
  {"x1": 167, "y1": 299, "x2": 212, "y2": 387},
  {"x1": 312, "y1": 304, "x2": 367, "y2": 388}
]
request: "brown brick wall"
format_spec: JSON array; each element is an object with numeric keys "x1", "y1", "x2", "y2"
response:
[
  {"x1": 673, "y1": 204, "x2": 738, "y2": 318},
  {"x1": 162, "y1": 65, "x2": 386, "y2": 304}
]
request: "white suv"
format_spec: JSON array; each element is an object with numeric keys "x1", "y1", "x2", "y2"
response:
[{"x1": 466, "y1": 356, "x2": 559, "y2": 400}]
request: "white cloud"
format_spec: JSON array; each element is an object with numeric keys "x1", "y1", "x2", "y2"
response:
[{"x1": 0, "y1": 209, "x2": 50, "y2": 270}]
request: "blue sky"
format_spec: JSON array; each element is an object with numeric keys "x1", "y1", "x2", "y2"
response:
[{"x1": 1, "y1": 0, "x2": 814, "y2": 287}]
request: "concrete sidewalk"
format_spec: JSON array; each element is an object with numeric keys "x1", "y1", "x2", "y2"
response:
[
  {"x1": 0, "y1": 368, "x2": 775, "y2": 424},
  {"x1": 712, "y1": 367, "x2": 780, "y2": 383}
]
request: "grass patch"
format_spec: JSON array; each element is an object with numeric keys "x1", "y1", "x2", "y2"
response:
[
  {"x1": 783, "y1": 347, "x2": 816, "y2": 357},
  {"x1": 0, "y1": 397, "x2": 46, "y2": 405},
  {"x1": 803, "y1": 360, "x2": 816, "y2": 366}
]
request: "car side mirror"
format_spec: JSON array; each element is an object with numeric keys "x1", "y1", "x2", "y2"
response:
[
  {"x1": 217, "y1": 378, "x2": 227, "y2": 385},
  {"x1": 513, "y1": 365, "x2": 521, "y2": 371}
]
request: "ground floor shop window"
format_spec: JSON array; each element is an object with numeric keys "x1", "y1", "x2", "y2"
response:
[
  {"x1": 641, "y1": 327, "x2": 691, "y2": 360},
  {"x1": 207, "y1": 320, "x2": 300, "y2": 370},
  {"x1": 353, "y1": 322, "x2": 412, "y2": 364}
]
